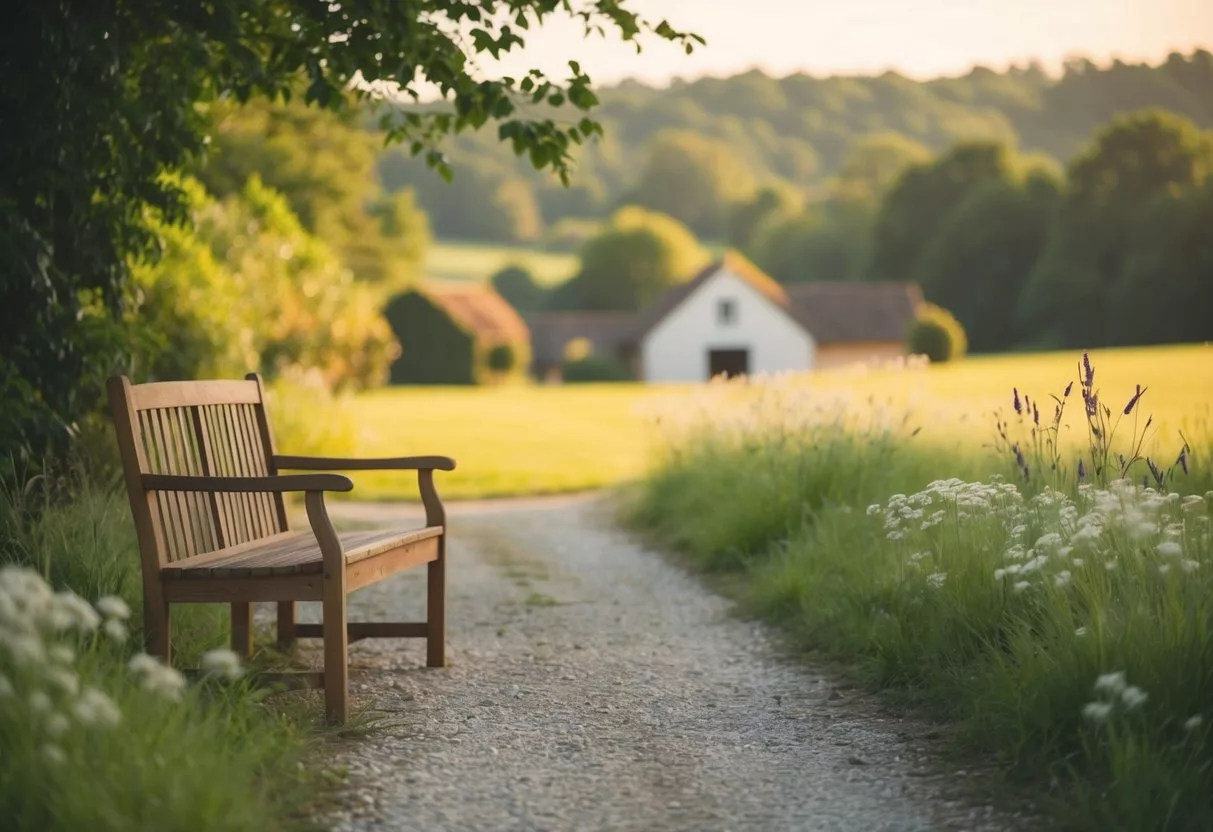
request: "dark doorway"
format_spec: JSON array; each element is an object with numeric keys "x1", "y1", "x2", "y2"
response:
[{"x1": 708, "y1": 348, "x2": 749, "y2": 379}]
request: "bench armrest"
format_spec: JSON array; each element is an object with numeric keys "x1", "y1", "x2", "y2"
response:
[
  {"x1": 141, "y1": 473, "x2": 354, "y2": 493},
  {"x1": 274, "y1": 455, "x2": 456, "y2": 472}
]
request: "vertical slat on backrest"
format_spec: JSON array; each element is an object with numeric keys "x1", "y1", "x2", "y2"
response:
[
  {"x1": 246, "y1": 373, "x2": 291, "y2": 533},
  {"x1": 172, "y1": 406, "x2": 217, "y2": 554},
  {"x1": 226, "y1": 403, "x2": 261, "y2": 540},
  {"x1": 108, "y1": 377, "x2": 170, "y2": 576},
  {"x1": 236, "y1": 403, "x2": 278, "y2": 537},
  {"x1": 205, "y1": 404, "x2": 248, "y2": 546},
  {"x1": 190, "y1": 406, "x2": 227, "y2": 551},
  {"x1": 141, "y1": 409, "x2": 185, "y2": 561}
]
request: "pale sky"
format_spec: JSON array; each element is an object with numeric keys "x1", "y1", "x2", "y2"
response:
[{"x1": 467, "y1": 0, "x2": 1213, "y2": 86}]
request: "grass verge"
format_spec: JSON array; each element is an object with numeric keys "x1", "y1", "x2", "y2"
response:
[
  {"x1": 0, "y1": 474, "x2": 334, "y2": 831},
  {"x1": 625, "y1": 353, "x2": 1213, "y2": 831}
]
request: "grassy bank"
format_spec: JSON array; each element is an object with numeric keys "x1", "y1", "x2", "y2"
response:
[
  {"x1": 0, "y1": 478, "x2": 327, "y2": 831},
  {"x1": 424, "y1": 240, "x2": 578, "y2": 286},
  {"x1": 626, "y1": 350, "x2": 1213, "y2": 830}
]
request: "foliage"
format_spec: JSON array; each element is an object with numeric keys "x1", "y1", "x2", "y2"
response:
[
  {"x1": 628, "y1": 357, "x2": 1213, "y2": 829},
  {"x1": 383, "y1": 291, "x2": 477, "y2": 386},
  {"x1": 549, "y1": 207, "x2": 708, "y2": 311},
  {"x1": 1019, "y1": 110, "x2": 1213, "y2": 348},
  {"x1": 725, "y1": 185, "x2": 802, "y2": 251},
  {"x1": 491, "y1": 265, "x2": 548, "y2": 313},
  {"x1": 907, "y1": 304, "x2": 968, "y2": 363},
  {"x1": 1, "y1": 0, "x2": 700, "y2": 471},
  {"x1": 487, "y1": 344, "x2": 517, "y2": 374},
  {"x1": 624, "y1": 130, "x2": 757, "y2": 239},
  {"x1": 133, "y1": 176, "x2": 398, "y2": 390},
  {"x1": 562, "y1": 355, "x2": 634, "y2": 383}
]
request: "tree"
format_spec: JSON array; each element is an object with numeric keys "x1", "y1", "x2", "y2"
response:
[
  {"x1": 486, "y1": 344, "x2": 516, "y2": 374},
  {"x1": 912, "y1": 172, "x2": 1061, "y2": 352},
  {"x1": 627, "y1": 130, "x2": 757, "y2": 238},
  {"x1": 1108, "y1": 182, "x2": 1213, "y2": 345},
  {"x1": 907, "y1": 304, "x2": 968, "y2": 362},
  {"x1": 1018, "y1": 110, "x2": 1213, "y2": 347},
  {"x1": 491, "y1": 266, "x2": 547, "y2": 313},
  {"x1": 550, "y1": 207, "x2": 707, "y2": 311},
  {"x1": 1, "y1": 1, "x2": 701, "y2": 465},
  {"x1": 869, "y1": 142, "x2": 1018, "y2": 283},
  {"x1": 725, "y1": 184, "x2": 802, "y2": 251}
]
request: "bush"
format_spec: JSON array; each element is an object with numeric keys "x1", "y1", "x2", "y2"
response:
[
  {"x1": 486, "y1": 343, "x2": 516, "y2": 374},
  {"x1": 490, "y1": 265, "x2": 546, "y2": 313},
  {"x1": 907, "y1": 302, "x2": 967, "y2": 362},
  {"x1": 383, "y1": 290, "x2": 476, "y2": 385},
  {"x1": 561, "y1": 355, "x2": 633, "y2": 383}
]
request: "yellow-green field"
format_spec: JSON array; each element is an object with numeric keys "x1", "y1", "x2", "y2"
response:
[
  {"x1": 424, "y1": 240, "x2": 578, "y2": 286},
  {"x1": 341, "y1": 344, "x2": 1213, "y2": 501}
]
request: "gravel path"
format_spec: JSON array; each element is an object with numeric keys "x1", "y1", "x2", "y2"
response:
[{"x1": 307, "y1": 494, "x2": 1011, "y2": 832}]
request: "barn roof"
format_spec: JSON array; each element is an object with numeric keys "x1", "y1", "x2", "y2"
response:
[
  {"x1": 635, "y1": 251, "x2": 923, "y2": 345},
  {"x1": 526, "y1": 311, "x2": 638, "y2": 368},
  {"x1": 426, "y1": 283, "x2": 530, "y2": 343},
  {"x1": 632, "y1": 250, "x2": 789, "y2": 339},
  {"x1": 785, "y1": 281, "x2": 924, "y2": 343}
]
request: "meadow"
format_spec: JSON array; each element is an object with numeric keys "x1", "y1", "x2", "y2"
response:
[
  {"x1": 331, "y1": 344, "x2": 1212, "y2": 502},
  {"x1": 626, "y1": 343, "x2": 1213, "y2": 830},
  {"x1": 423, "y1": 240, "x2": 579, "y2": 287}
]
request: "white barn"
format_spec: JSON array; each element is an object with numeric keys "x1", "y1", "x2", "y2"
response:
[{"x1": 633, "y1": 252, "x2": 923, "y2": 383}]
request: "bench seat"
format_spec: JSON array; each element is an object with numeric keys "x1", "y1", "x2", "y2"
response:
[{"x1": 160, "y1": 526, "x2": 444, "y2": 579}]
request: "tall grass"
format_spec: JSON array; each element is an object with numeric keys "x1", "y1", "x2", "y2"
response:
[
  {"x1": 628, "y1": 355, "x2": 1213, "y2": 830},
  {"x1": 0, "y1": 473, "x2": 325, "y2": 831}
]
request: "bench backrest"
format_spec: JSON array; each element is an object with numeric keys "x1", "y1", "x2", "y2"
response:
[{"x1": 107, "y1": 374, "x2": 289, "y2": 572}]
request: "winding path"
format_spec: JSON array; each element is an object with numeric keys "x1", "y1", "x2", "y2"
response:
[{"x1": 309, "y1": 494, "x2": 1011, "y2": 831}]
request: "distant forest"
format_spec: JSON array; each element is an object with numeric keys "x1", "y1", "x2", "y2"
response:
[{"x1": 377, "y1": 50, "x2": 1213, "y2": 244}]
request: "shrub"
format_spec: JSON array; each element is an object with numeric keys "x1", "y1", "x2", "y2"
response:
[
  {"x1": 383, "y1": 290, "x2": 476, "y2": 385},
  {"x1": 490, "y1": 265, "x2": 546, "y2": 313},
  {"x1": 907, "y1": 302, "x2": 967, "y2": 362},
  {"x1": 562, "y1": 355, "x2": 633, "y2": 383},
  {"x1": 486, "y1": 343, "x2": 516, "y2": 374}
]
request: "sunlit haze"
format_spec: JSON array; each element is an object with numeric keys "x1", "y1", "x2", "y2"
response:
[{"x1": 468, "y1": 0, "x2": 1213, "y2": 86}]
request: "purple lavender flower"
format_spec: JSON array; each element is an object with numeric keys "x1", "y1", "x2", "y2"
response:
[
  {"x1": 1082, "y1": 352, "x2": 1093, "y2": 387},
  {"x1": 1064, "y1": 381, "x2": 1074, "y2": 398},
  {"x1": 1123, "y1": 384, "x2": 1146, "y2": 415},
  {"x1": 1178, "y1": 447, "x2": 1189, "y2": 476},
  {"x1": 1077, "y1": 459, "x2": 1086, "y2": 480},
  {"x1": 1013, "y1": 388, "x2": 1022, "y2": 415},
  {"x1": 1033, "y1": 402, "x2": 1040, "y2": 426}
]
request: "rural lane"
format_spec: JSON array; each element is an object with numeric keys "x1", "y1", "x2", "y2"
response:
[{"x1": 305, "y1": 494, "x2": 1014, "y2": 832}]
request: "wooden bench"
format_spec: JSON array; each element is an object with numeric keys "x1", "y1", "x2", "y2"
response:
[{"x1": 107, "y1": 373, "x2": 455, "y2": 724}]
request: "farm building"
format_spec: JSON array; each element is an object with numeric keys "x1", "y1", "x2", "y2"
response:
[
  {"x1": 525, "y1": 251, "x2": 923, "y2": 382},
  {"x1": 384, "y1": 283, "x2": 531, "y2": 385}
]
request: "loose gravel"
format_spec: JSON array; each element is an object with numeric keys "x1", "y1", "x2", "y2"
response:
[{"x1": 300, "y1": 494, "x2": 1016, "y2": 832}]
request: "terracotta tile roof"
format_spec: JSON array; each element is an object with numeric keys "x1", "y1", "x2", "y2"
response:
[
  {"x1": 425, "y1": 283, "x2": 531, "y2": 343},
  {"x1": 525, "y1": 311, "x2": 638, "y2": 368},
  {"x1": 784, "y1": 281, "x2": 924, "y2": 343}
]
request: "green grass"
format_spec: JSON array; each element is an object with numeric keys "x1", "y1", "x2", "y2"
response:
[
  {"x1": 0, "y1": 477, "x2": 330, "y2": 831},
  {"x1": 329, "y1": 344, "x2": 1211, "y2": 502},
  {"x1": 424, "y1": 240, "x2": 579, "y2": 287},
  {"x1": 625, "y1": 346, "x2": 1213, "y2": 830},
  {"x1": 334, "y1": 382, "x2": 674, "y2": 501}
]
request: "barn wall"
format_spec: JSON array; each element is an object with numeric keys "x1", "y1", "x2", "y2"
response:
[{"x1": 639, "y1": 268, "x2": 814, "y2": 382}]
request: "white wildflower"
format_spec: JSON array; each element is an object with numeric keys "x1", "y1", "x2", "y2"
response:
[
  {"x1": 1075, "y1": 626, "x2": 1088, "y2": 637},
  {"x1": 128, "y1": 653, "x2": 187, "y2": 701},
  {"x1": 103, "y1": 619, "x2": 128, "y2": 643},
  {"x1": 887, "y1": 531, "x2": 905, "y2": 542},
  {"x1": 1057, "y1": 546, "x2": 1074, "y2": 559},
  {"x1": 1009, "y1": 524, "x2": 1028, "y2": 538},
  {"x1": 29, "y1": 690, "x2": 53, "y2": 714},
  {"x1": 1158, "y1": 564, "x2": 1172, "y2": 576},
  {"x1": 45, "y1": 713, "x2": 70, "y2": 738},
  {"x1": 42, "y1": 744, "x2": 66, "y2": 765},
  {"x1": 1, "y1": 632, "x2": 45, "y2": 666},
  {"x1": 1121, "y1": 686, "x2": 1148, "y2": 710},
  {"x1": 44, "y1": 667, "x2": 79, "y2": 697},
  {"x1": 1013, "y1": 580, "x2": 1031, "y2": 594},
  {"x1": 1036, "y1": 532, "x2": 1063, "y2": 549},
  {"x1": 95, "y1": 596, "x2": 131, "y2": 621},
  {"x1": 1156, "y1": 541, "x2": 1183, "y2": 558},
  {"x1": 49, "y1": 645, "x2": 74, "y2": 665},
  {"x1": 1072, "y1": 558, "x2": 1085, "y2": 567},
  {"x1": 926, "y1": 572, "x2": 946, "y2": 590},
  {"x1": 1132, "y1": 521, "x2": 1159, "y2": 540},
  {"x1": 909, "y1": 551, "x2": 931, "y2": 564},
  {"x1": 1184, "y1": 715, "x2": 1203, "y2": 732},
  {"x1": 1082, "y1": 701, "x2": 1113, "y2": 722},
  {"x1": 49, "y1": 592, "x2": 101, "y2": 632},
  {"x1": 1053, "y1": 570, "x2": 1072, "y2": 588},
  {"x1": 73, "y1": 687, "x2": 122, "y2": 727},
  {"x1": 1094, "y1": 671, "x2": 1127, "y2": 696},
  {"x1": 866, "y1": 504, "x2": 882, "y2": 516},
  {"x1": 1104, "y1": 560, "x2": 1117, "y2": 571},
  {"x1": 1181, "y1": 560, "x2": 1200, "y2": 574},
  {"x1": 200, "y1": 649, "x2": 244, "y2": 681}
]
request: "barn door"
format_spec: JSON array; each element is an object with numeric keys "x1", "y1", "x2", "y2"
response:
[{"x1": 708, "y1": 348, "x2": 749, "y2": 380}]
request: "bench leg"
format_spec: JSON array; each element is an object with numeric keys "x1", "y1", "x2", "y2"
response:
[
  {"x1": 276, "y1": 601, "x2": 296, "y2": 652},
  {"x1": 427, "y1": 552, "x2": 445, "y2": 668},
  {"x1": 145, "y1": 590, "x2": 171, "y2": 667},
  {"x1": 322, "y1": 574, "x2": 349, "y2": 725},
  {"x1": 231, "y1": 603, "x2": 253, "y2": 658}
]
